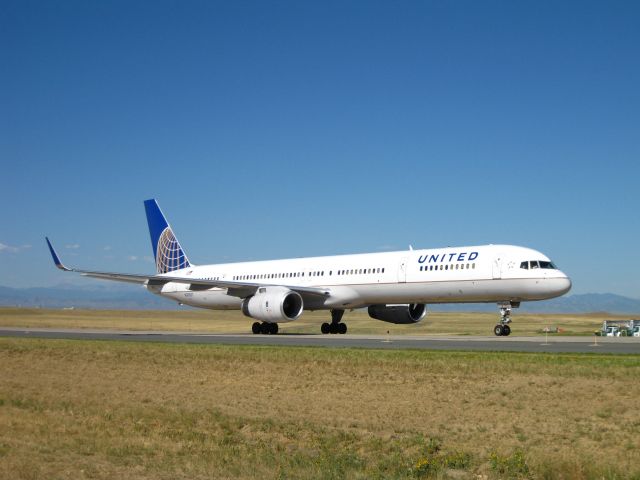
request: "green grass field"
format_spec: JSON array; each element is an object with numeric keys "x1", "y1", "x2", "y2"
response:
[
  {"x1": 1, "y1": 337, "x2": 639, "y2": 479},
  {"x1": 0, "y1": 307, "x2": 629, "y2": 336}
]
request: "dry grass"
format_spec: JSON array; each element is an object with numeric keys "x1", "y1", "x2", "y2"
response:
[
  {"x1": 0, "y1": 338, "x2": 639, "y2": 479},
  {"x1": 0, "y1": 307, "x2": 628, "y2": 336}
]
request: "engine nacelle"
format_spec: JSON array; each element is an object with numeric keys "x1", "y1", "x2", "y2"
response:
[
  {"x1": 367, "y1": 304, "x2": 427, "y2": 324},
  {"x1": 241, "y1": 286, "x2": 303, "y2": 323}
]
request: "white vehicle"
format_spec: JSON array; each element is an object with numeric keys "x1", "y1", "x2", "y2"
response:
[
  {"x1": 604, "y1": 326, "x2": 621, "y2": 337},
  {"x1": 46, "y1": 199, "x2": 572, "y2": 336}
]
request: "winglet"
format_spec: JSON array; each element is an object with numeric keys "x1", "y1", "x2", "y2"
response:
[{"x1": 45, "y1": 237, "x2": 71, "y2": 271}]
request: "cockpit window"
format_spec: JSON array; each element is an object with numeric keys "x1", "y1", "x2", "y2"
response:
[{"x1": 521, "y1": 260, "x2": 557, "y2": 270}]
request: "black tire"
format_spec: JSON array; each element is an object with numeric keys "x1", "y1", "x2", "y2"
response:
[
  {"x1": 321, "y1": 322, "x2": 330, "y2": 334},
  {"x1": 503, "y1": 325, "x2": 511, "y2": 336},
  {"x1": 494, "y1": 324, "x2": 504, "y2": 336},
  {"x1": 260, "y1": 323, "x2": 270, "y2": 335},
  {"x1": 338, "y1": 323, "x2": 347, "y2": 334},
  {"x1": 329, "y1": 323, "x2": 339, "y2": 334},
  {"x1": 271, "y1": 323, "x2": 279, "y2": 335},
  {"x1": 252, "y1": 322, "x2": 261, "y2": 334}
]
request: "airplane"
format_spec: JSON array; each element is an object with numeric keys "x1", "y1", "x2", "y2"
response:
[{"x1": 46, "y1": 199, "x2": 572, "y2": 336}]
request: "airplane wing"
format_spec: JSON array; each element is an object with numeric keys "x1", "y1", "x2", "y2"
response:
[{"x1": 45, "y1": 237, "x2": 330, "y2": 299}]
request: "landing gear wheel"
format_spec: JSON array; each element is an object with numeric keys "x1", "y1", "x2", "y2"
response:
[
  {"x1": 260, "y1": 323, "x2": 271, "y2": 335},
  {"x1": 338, "y1": 323, "x2": 347, "y2": 334},
  {"x1": 252, "y1": 322, "x2": 261, "y2": 334},
  {"x1": 495, "y1": 302, "x2": 517, "y2": 337},
  {"x1": 329, "y1": 323, "x2": 339, "y2": 334},
  {"x1": 321, "y1": 322, "x2": 330, "y2": 334},
  {"x1": 269, "y1": 323, "x2": 279, "y2": 334}
]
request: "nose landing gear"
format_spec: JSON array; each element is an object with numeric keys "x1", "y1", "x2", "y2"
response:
[
  {"x1": 494, "y1": 302, "x2": 517, "y2": 336},
  {"x1": 494, "y1": 323, "x2": 511, "y2": 336}
]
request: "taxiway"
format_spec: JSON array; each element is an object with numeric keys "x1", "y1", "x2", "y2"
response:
[{"x1": 1, "y1": 328, "x2": 639, "y2": 354}]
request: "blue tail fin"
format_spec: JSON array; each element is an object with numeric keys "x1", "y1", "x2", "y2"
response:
[{"x1": 144, "y1": 199, "x2": 191, "y2": 274}]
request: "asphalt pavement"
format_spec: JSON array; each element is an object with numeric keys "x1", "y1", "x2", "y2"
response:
[{"x1": 1, "y1": 327, "x2": 639, "y2": 354}]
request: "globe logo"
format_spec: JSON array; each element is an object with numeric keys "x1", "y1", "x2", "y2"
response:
[{"x1": 156, "y1": 227, "x2": 190, "y2": 273}]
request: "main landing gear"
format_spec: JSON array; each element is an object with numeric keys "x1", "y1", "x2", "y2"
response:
[
  {"x1": 252, "y1": 322, "x2": 278, "y2": 335},
  {"x1": 494, "y1": 302, "x2": 516, "y2": 336},
  {"x1": 321, "y1": 309, "x2": 347, "y2": 334}
]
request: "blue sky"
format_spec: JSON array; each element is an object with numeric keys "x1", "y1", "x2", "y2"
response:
[{"x1": 1, "y1": 1, "x2": 639, "y2": 298}]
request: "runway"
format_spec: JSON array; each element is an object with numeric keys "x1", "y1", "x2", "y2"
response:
[{"x1": 1, "y1": 327, "x2": 639, "y2": 354}]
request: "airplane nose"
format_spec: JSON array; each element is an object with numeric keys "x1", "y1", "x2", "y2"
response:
[{"x1": 555, "y1": 275, "x2": 572, "y2": 296}]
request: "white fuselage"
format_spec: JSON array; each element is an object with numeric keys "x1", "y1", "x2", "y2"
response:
[{"x1": 149, "y1": 244, "x2": 571, "y2": 313}]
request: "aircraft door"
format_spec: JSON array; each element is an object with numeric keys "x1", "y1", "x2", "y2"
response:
[
  {"x1": 398, "y1": 257, "x2": 408, "y2": 283},
  {"x1": 492, "y1": 255, "x2": 502, "y2": 279}
]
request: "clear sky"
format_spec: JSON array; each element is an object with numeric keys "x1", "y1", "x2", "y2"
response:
[{"x1": 1, "y1": 1, "x2": 639, "y2": 298}]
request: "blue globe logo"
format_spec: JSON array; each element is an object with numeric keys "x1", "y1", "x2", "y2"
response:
[{"x1": 156, "y1": 227, "x2": 190, "y2": 273}]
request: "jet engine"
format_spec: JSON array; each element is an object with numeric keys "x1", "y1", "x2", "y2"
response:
[
  {"x1": 367, "y1": 304, "x2": 427, "y2": 324},
  {"x1": 241, "y1": 286, "x2": 303, "y2": 323}
]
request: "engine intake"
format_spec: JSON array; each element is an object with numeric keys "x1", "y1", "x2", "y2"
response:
[
  {"x1": 241, "y1": 286, "x2": 303, "y2": 323},
  {"x1": 368, "y1": 304, "x2": 427, "y2": 324}
]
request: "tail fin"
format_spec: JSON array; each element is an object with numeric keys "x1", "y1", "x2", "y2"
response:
[{"x1": 144, "y1": 199, "x2": 191, "y2": 274}]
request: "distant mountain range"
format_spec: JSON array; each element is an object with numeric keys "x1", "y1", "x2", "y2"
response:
[
  {"x1": 433, "y1": 293, "x2": 640, "y2": 314},
  {"x1": 0, "y1": 284, "x2": 182, "y2": 310},
  {"x1": 0, "y1": 284, "x2": 639, "y2": 314}
]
